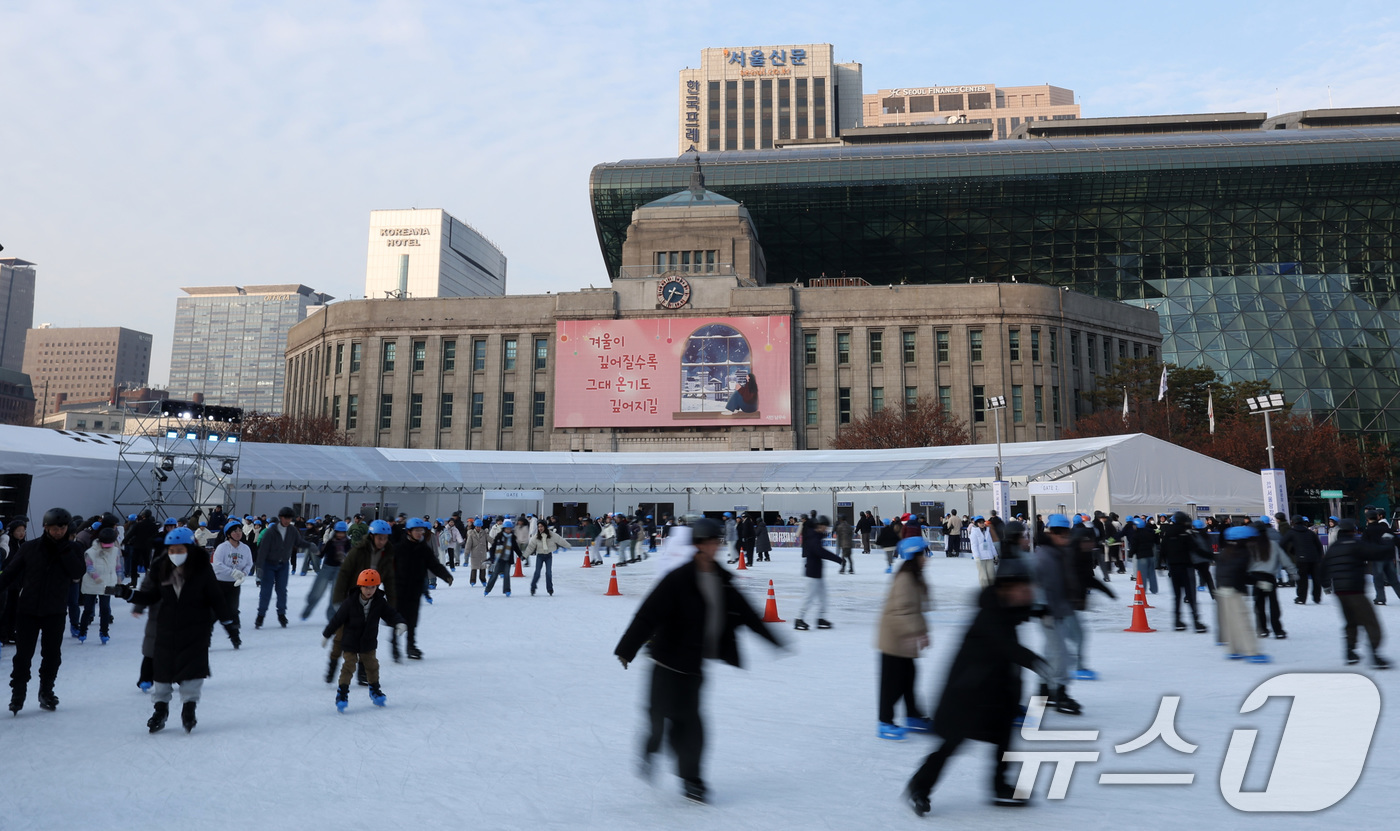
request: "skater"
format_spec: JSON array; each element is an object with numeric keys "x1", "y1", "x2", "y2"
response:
[
  {"x1": 1160, "y1": 513, "x2": 1206, "y2": 633},
  {"x1": 1324, "y1": 518, "x2": 1391, "y2": 668},
  {"x1": 0, "y1": 508, "x2": 85, "y2": 714},
  {"x1": 110, "y1": 527, "x2": 239, "y2": 733},
  {"x1": 323, "y1": 569, "x2": 407, "y2": 711},
  {"x1": 1215, "y1": 525, "x2": 1269, "y2": 663},
  {"x1": 1032, "y1": 514, "x2": 1090, "y2": 713},
  {"x1": 1364, "y1": 509, "x2": 1400, "y2": 606},
  {"x1": 723, "y1": 512, "x2": 738, "y2": 563},
  {"x1": 737, "y1": 513, "x2": 755, "y2": 567},
  {"x1": 0, "y1": 517, "x2": 26, "y2": 645},
  {"x1": 330, "y1": 520, "x2": 398, "y2": 682},
  {"x1": 614, "y1": 517, "x2": 783, "y2": 804},
  {"x1": 794, "y1": 515, "x2": 842, "y2": 631},
  {"x1": 877, "y1": 537, "x2": 933, "y2": 740},
  {"x1": 465, "y1": 519, "x2": 489, "y2": 585},
  {"x1": 876, "y1": 516, "x2": 901, "y2": 573},
  {"x1": 941, "y1": 510, "x2": 963, "y2": 557},
  {"x1": 211, "y1": 521, "x2": 254, "y2": 630},
  {"x1": 906, "y1": 558, "x2": 1048, "y2": 814},
  {"x1": 77, "y1": 526, "x2": 123, "y2": 643},
  {"x1": 525, "y1": 523, "x2": 570, "y2": 596},
  {"x1": 1284, "y1": 514, "x2": 1325, "y2": 605},
  {"x1": 302, "y1": 520, "x2": 350, "y2": 621},
  {"x1": 857, "y1": 510, "x2": 874, "y2": 555},
  {"x1": 1249, "y1": 519, "x2": 1297, "y2": 639},
  {"x1": 970, "y1": 515, "x2": 997, "y2": 588},
  {"x1": 1127, "y1": 517, "x2": 1159, "y2": 593},
  {"x1": 836, "y1": 517, "x2": 855, "y2": 574},
  {"x1": 1188, "y1": 519, "x2": 1216, "y2": 595},
  {"x1": 393, "y1": 518, "x2": 453, "y2": 659},
  {"x1": 253, "y1": 506, "x2": 302, "y2": 629},
  {"x1": 484, "y1": 518, "x2": 522, "y2": 597},
  {"x1": 754, "y1": 516, "x2": 772, "y2": 562}
]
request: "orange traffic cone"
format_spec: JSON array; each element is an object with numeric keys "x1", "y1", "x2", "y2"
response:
[
  {"x1": 762, "y1": 579, "x2": 785, "y2": 623},
  {"x1": 604, "y1": 565, "x2": 622, "y2": 596},
  {"x1": 1127, "y1": 569, "x2": 1155, "y2": 608},
  {"x1": 581, "y1": 547, "x2": 593, "y2": 568},
  {"x1": 1124, "y1": 571, "x2": 1156, "y2": 633},
  {"x1": 512, "y1": 555, "x2": 525, "y2": 577},
  {"x1": 736, "y1": 550, "x2": 747, "y2": 570}
]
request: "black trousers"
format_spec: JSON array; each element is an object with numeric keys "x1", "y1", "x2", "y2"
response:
[
  {"x1": 1252, "y1": 576, "x2": 1284, "y2": 634},
  {"x1": 1193, "y1": 562, "x2": 1215, "y2": 594},
  {"x1": 1295, "y1": 560, "x2": 1324, "y2": 603},
  {"x1": 878, "y1": 653, "x2": 922, "y2": 724},
  {"x1": 10, "y1": 612, "x2": 65, "y2": 693},
  {"x1": 1169, "y1": 563, "x2": 1198, "y2": 623},
  {"x1": 397, "y1": 595, "x2": 422, "y2": 650},
  {"x1": 909, "y1": 723, "x2": 1013, "y2": 798},
  {"x1": 946, "y1": 535, "x2": 961, "y2": 558},
  {"x1": 646, "y1": 664, "x2": 705, "y2": 786}
]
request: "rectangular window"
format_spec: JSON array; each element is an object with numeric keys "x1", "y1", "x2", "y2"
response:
[
  {"x1": 795, "y1": 78, "x2": 809, "y2": 139},
  {"x1": 533, "y1": 391, "x2": 546, "y2": 427},
  {"x1": 973, "y1": 385, "x2": 986, "y2": 423},
  {"x1": 868, "y1": 331, "x2": 883, "y2": 364},
  {"x1": 349, "y1": 342, "x2": 362, "y2": 373},
  {"x1": 471, "y1": 392, "x2": 484, "y2": 428},
  {"x1": 409, "y1": 393, "x2": 423, "y2": 429},
  {"x1": 724, "y1": 80, "x2": 738, "y2": 150},
  {"x1": 902, "y1": 331, "x2": 916, "y2": 364},
  {"x1": 813, "y1": 77, "x2": 827, "y2": 139},
  {"x1": 836, "y1": 332, "x2": 851, "y2": 364},
  {"x1": 936, "y1": 331, "x2": 950, "y2": 362},
  {"x1": 760, "y1": 79, "x2": 773, "y2": 149},
  {"x1": 534, "y1": 337, "x2": 548, "y2": 371},
  {"x1": 778, "y1": 78, "x2": 791, "y2": 140},
  {"x1": 442, "y1": 340, "x2": 456, "y2": 371},
  {"x1": 335, "y1": 344, "x2": 343, "y2": 374},
  {"x1": 1012, "y1": 385, "x2": 1024, "y2": 423},
  {"x1": 1035, "y1": 386, "x2": 1045, "y2": 423},
  {"x1": 804, "y1": 332, "x2": 818, "y2": 365},
  {"x1": 332, "y1": 395, "x2": 341, "y2": 427},
  {"x1": 503, "y1": 339, "x2": 517, "y2": 371},
  {"x1": 501, "y1": 392, "x2": 515, "y2": 428},
  {"x1": 1052, "y1": 386, "x2": 1062, "y2": 425},
  {"x1": 382, "y1": 342, "x2": 396, "y2": 373},
  {"x1": 838, "y1": 387, "x2": 851, "y2": 424},
  {"x1": 473, "y1": 339, "x2": 486, "y2": 371},
  {"x1": 969, "y1": 330, "x2": 983, "y2": 362},
  {"x1": 1050, "y1": 329, "x2": 1059, "y2": 364},
  {"x1": 346, "y1": 395, "x2": 358, "y2": 428},
  {"x1": 1104, "y1": 338, "x2": 1113, "y2": 369},
  {"x1": 379, "y1": 393, "x2": 393, "y2": 429},
  {"x1": 1119, "y1": 341, "x2": 1127, "y2": 361},
  {"x1": 871, "y1": 387, "x2": 884, "y2": 412},
  {"x1": 1133, "y1": 342, "x2": 1142, "y2": 359},
  {"x1": 412, "y1": 340, "x2": 426, "y2": 372},
  {"x1": 805, "y1": 388, "x2": 818, "y2": 426},
  {"x1": 742, "y1": 79, "x2": 755, "y2": 150},
  {"x1": 440, "y1": 393, "x2": 453, "y2": 429},
  {"x1": 1086, "y1": 334, "x2": 1096, "y2": 371},
  {"x1": 707, "y1": 81, "x2": 721, "y2": 150},
  {"x1": 1148, "y1": 345, "x2": 1156, "y2": 360},
  {"x1": 1031, "y1": 329, "x2": 1041, "y2": 362},
  {"x1": 1008, "y1": 329, "x2": 1021, "y2": 361},
  {"x1": 1070, "y1": 330, "x2": 1079, "y2": 367}
]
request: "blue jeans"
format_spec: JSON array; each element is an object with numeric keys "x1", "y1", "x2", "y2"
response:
[
  {"x1": 1373, "y1": 559, "x2": 1400, "y2": 602},
  {"x1": 301, "y1": 564, "x2": 339, "y2": 620},
  {"x1": 1135, "y1": 556, "x2": 1158, "y2": 593},
  {"x1": 531, "y1": 553, "x2": 554, "y2": 594},
  {"x1": 258, "y1": 561, "x2": 290, "y2": 617}
]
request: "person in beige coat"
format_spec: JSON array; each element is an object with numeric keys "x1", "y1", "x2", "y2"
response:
[
  {"x1": 465, "y1": 520, "x2": 490, "y2": 586},
  {"x1": 877, "y1": 537, "x2": 932, "y2": 740}
]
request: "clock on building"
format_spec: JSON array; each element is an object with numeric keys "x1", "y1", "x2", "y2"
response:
[{"x1": 657, "y1": 275, "x2": 691, "y2": 309}]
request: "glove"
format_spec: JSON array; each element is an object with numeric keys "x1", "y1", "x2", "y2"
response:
[
  {"x1": 106, "y1": 584, "x2": 133, "y2": 600},
  {"x1": 617, "y1": 655, "x2": 629, "y2": 670},
  {"x1": 231, "y1": 569, "x2": 245, "y2": 581},
  {"x1": 321, "y1": 636, "x2": 330, "y2": 648},
  {"x1": 443, "y1": 574, "x2": 454, "y2": 587},
  {"x1": 395, "y1": 623, "x2": 408, "y2": 638}
]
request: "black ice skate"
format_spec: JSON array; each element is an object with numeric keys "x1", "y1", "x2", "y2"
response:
[
  {"x1": 148, "y1": 701, "x2": 168, "y2": 732},
  {"x1": 181, "y1": 701, "x2": 197, "y2": 733}
]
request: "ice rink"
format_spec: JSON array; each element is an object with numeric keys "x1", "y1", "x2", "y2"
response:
[{"x1": 7, "y1": 546, "x2": 1397, "y2": 830}]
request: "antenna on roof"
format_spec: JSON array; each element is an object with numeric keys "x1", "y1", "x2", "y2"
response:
[{"x1": 689, "y1": 154, "x2": 706, "y2": 199}]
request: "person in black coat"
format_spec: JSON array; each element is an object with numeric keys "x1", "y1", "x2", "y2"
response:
[
  {"x1": 1324, "y1": 519, "x2": 1391, "y2": 667},
  {"x1": 110, "y1": 527, "x2": 237, "y2": 733},
  {"x1": 1159, "y1": 513, "x2": 1204, "y2": 632},
  {"x1": 0, "y1": 508, "x2": 85, "y2": 714},
  {"x1": 614, "y1": 518, "x2": 783, "y2": 804},
  {"x1": 323, "y1": 569, "x2": 407, "y2": 711},
  {"x1": 906, "y1": 560, "x2": 1048, "y2": 814},
  {"x1": 0, "y1": 517, "x2": 29, "y2": 645},
  {"x1": 393, "y1": 518, "x2": 453, "y2": 660},
  {"x1": 1282, "y1": 516, "x2": 1325, "y2": 605},
  {"x1": 126, "y1": 511, "x2": 160, "y2": 588},
  {"x1": 795, "y1": 516, "x2": 843, "y2": 630}
]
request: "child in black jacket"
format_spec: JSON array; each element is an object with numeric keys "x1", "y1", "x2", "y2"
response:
[{"x1": 322, "y1": 568, "x2": 406, "y2": 711}]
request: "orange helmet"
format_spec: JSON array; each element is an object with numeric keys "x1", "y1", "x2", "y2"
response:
[{"x1": 356, "y1": 569, "x2": 382, "y2": 588}]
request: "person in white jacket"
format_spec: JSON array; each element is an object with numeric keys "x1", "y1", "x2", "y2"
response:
[
  {"x1": 525, "y1": 525, "x2": 570, "y2": 596},
  {"x1": 79, "y1": 527, "x2": 124, "y2": 643},
  {"x1": 193, "y1": 520, "x2": 216, "y2": 549},
  {"x1": 211, "y1": 521, "x2": 255, "y2": 630},
  {"x1": 969, "y1": 516, "x2": 997, "y2": 588}
]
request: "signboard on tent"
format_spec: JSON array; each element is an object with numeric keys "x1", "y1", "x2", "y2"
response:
[
  {"x1": 1261, "y1": 469, "x2": 1289, "y2": 526},
  {"x1": 992, "y1": 480, "x2": 1010, "y2": 518}
]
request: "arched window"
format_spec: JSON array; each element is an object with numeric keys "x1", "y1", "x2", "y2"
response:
[{"x1": 680, "y1": 324, "x2": 751, "y2": 413}]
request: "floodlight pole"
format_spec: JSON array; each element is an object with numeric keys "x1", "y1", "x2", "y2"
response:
[
  {"x1": 1263, "y1": 409, "x2": 1276, "y2": 469},
  {"x1": 993, "y1": 412, "x2": 1004, "y2": 481}
]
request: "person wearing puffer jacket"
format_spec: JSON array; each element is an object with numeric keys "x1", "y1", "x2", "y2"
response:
[
  {"x1": 193, "y1": 521, "x2": 216, "y2": 549},
  {"x1": 211, "y1": 521, "x2": 254, "y2": 631},
  {"x1": 465, "y1": 520, "x2": 489, "y2": 586},
  {"x1": 1248, "y1": 521, "x2": 1298, "y2": 640},
  {"x1": 876, "y1": 537, "x2": 932, "y2": 740},
  {"x1": 525, "y1": 525, "x2": 571, "y2": 596},
  {"x1": 78, "y1": 527, "x2": 123, "y2": 643}
]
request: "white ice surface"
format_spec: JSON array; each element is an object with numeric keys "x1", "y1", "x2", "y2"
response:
[{"x1": 6, "y1": 549, "x2": 1397, "y2": 831}]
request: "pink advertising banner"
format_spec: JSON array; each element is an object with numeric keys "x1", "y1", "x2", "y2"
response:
[{"x1": 554, "y1": 316, "x2": 792, "y2": 428}]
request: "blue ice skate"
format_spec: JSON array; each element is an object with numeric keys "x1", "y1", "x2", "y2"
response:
[
  {"x1": 1075, "y1": 669, "x2": 1099, "y2": 681},
  {"x1": 369, "y1": 686, "x2": 387, "y2": 707},
  {"x1": 1227, "y1": 653, "x2": 1246, "y2": 660},
  {"x1": 100, "y1": 635, "x2": 110, "y2": 645},
  {"x1": 1248, "y1": 654, "x2": 1272, "y2": 664},
  {"x1": 878, "y1": 722, "x2": 908, "y2": 740},
  {"x1": 903, "y1": 716, "x2": 934, "y2": 734}
]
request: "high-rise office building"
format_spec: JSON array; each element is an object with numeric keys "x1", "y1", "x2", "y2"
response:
[
  {"x1": 365, "y1": 209, "x2": 506, "y2": 300},
  {"x1": 677, "y1": 45, "x2": 863, "y2": 154},
  {"x1": 0, "y1": 258, "x2": 37, "y2": 372},
  {"x1": 22, "y1": 325, "x2": 152, "y2": 418},
  {"x1": 169, "y1": 285, "x2": 332, "y2": 413}
]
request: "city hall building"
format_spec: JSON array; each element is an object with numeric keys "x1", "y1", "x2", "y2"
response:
[{"x1": 285, "y1": 167, "x2": 1159, "y2": 453}]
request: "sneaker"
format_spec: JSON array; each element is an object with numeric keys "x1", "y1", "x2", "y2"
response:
[
  {"x1": 793, "y1": 619, "x2": 810, "y2": 631},
  {"x1": 905, "y1": 787, "x2": 931, "y2": 817},
  {"x1": 816, "y1": 619, "x2": 833, "y2": 629},
  {"x1": 903, "y1": 716, "x2": 934, "y2": 734},
  {"x1": 147, "y1": 701, "x2": 168, "y2": 732},
  {"x1": 878, "y1": 721, "x2": 908, "y2": 740}
]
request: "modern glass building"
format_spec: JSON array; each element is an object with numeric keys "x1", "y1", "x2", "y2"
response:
[
  {"x1": 170, "y1": 285, "x2": 332, "y2": 413},
  {"x1": 590, "y1": 118, "x2": 1400, "y2": 437}
]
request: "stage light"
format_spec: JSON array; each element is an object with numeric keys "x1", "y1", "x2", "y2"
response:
[
  {"x1": 165, "y1": 430, "x2": 178, "y2": 439},
  {"x1": 153, "y1": 469, "x2": 168, "y2": 483},
  {"x1": 220, "y1": 460, "x2": 235, "y2": 475},
  {"x1": 207, "y1": 433, "x2": 220, "y2": 442},
  {"x1": 185, "y1": 432, "x2": 198, "y2": 441},
  {"x1": 160, "y1": 456, "x2": 174, "y2": 471},
  {"x1": 226, "y1": 436, "x2": 238, "y2": 444}
]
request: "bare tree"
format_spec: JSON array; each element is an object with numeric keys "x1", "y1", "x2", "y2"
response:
[
  {"x1": 240, "y1": 412, "x2": 356, "y2": 446},
  {"x1": 831, "y1": 397, "x2": 970, "y2": 450}
]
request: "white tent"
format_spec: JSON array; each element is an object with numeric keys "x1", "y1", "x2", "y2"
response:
[{"x1": 0, "y1": 424, "x2": 1264, "y2": 520}]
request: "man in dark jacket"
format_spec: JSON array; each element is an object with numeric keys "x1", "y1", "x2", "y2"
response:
[
  {"x1": 1127, "y1": 518, "x2": 1159, "y2": 593},
  {"x1": 0, "y1": 508, "x2": 85, "y2": 714},
  {"x1": 795, "y1": 516, "x2": 843, "y2": 631},
  {"x1": 1283, "y1": 515, "x2": 1325, "y2": 605},
  {"x1": 127, "y1": 511, "x2": 159, "y2": 588},
  {"x1": 1363, "y1": 509, "x2": 1400, "y2": 606},
  {"x1": 394, "y1": 518, "x2": 453, "y2": 660},
  {"x1": 1325, "y1": 519, "x2": 1391, "y2": 668},
  {"x1": 906, "y1": 558, "x2": 1048, "y2": 814},
  {"x1": 1160, "y1": 512, "x2": 1205, "y2": 632},
  {"x1": 614, "y1": 517, "x2": 782, "y2": 804},
  {"x1": 254, "y1": 506, "x2": 302, "y2": 628}
]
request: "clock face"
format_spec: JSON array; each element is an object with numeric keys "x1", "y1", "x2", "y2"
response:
[{"x1": 657, "y1": 276, "x2": 691, "y2": 309}]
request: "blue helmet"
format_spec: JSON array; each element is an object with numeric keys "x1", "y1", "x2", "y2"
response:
[
  {"x1": 333, "y1": 521, "x2": 349, "y2": 532},
  {"x1": 163, "y1": 517, "x2": 178, "y2": 527},
  {"x1": 164, "y1": 527, "x2": 196, "y2": 546},
  {"x1": 504, "y1": 519, "x2": 515, "y2": 528},
  {"x1": 1224, "y1": 525, "x2": 1259, "y2": 541},
  {"x1": 1192, "y1": 519, "x2": 1206, "y2": 529},
  {"x1": 90, "y1": 521, "x2": 101, "y2": 530},
  {"x1": 896, "y1": 537, "x2": 929, "y2": 560},
  {"x1": 223, "y1": 520, "x2": 243, "y2": 535},
  {"x1": 369, "y1": 520, "x2": 392, "y2": 535},
  {"x1": 473, "y1": 519, "x2": 482, "y2": 527},
  {"x1": 127, "y1": 513, "x2": 138, "y2": 522},
  {"x1": 406, "y1": 517, "x2": 432, "y2": 530},
  {"x1": 1046, "y1": 513, "x2": 1072, "y2": 530},
  {"x1": 198, "y1": 520, "x2": 207, "y2": 527},
  {"x1": 724, "y1": 512, "x2": 732, "y2": 518},
  {"x1": 253, "y1": 519, "x2": 264, "y2": 526}
]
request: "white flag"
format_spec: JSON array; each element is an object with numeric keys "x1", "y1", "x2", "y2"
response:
[
  {"x1": 1157, "y1": 364, "x2": 1169, "y2": 401},
  {"x1": 1122, "y1": 387, "x2": 1129, "y2": 424},
  {"x1": 1208, "y1": 389, "x2": 1215, "y2": 434}
]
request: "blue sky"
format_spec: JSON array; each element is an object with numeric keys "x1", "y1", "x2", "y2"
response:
[{"x1": 2, "y1": 0, "x2": 1396, "y2": 384}]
